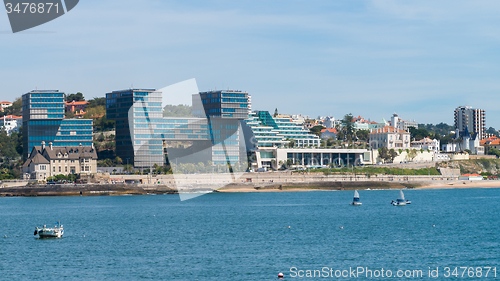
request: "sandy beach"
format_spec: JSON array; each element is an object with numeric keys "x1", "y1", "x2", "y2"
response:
[
  {"x1": 416, "y1": 180, "x2": 500, "y2": 189},
  {"x1": 217, "y1": 180, "x2": 500, "y2": 192}
]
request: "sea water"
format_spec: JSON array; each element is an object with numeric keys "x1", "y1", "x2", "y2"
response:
[{"x1": 0, "y1": 188, "x2": 499, "y2": 280}]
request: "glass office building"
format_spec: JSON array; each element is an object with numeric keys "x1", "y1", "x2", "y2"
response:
[
  {"x1": 106, "y1": 89, "x2": 164, "y2": 168},
  {"x1": 22, "y1": 90, "x2": 93, "y2": 159},
  {"x1": 107, "y1": 89, "x2": 251, "y2": 168},
  {"x1": 244, "y1": 111, "x2": 320, "y2": 148}
]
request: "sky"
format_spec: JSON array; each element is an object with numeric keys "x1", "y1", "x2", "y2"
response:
[{"x1": 1, "y1": 0, "x2": 500, "y2": 128}]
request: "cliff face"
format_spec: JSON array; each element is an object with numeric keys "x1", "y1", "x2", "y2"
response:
[{"x1": 437, "y1": 159, "x2": 500, "y2": 175}]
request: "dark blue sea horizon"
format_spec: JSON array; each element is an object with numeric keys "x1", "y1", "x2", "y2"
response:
[{"x1": 1, "y1": 188, "x2": 499, "y2": 280}]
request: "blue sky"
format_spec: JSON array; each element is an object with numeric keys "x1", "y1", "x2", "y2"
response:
[{"x1": 1, "y1": 0, "x2": 500, "y2": 128}]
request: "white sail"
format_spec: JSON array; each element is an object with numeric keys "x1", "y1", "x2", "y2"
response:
[
  {"x1": 353, "y1": 190, "x2": 360, "y2": 199},
  {"x1": 398, "y1": 190, "x2": 405, "y2": 201}
]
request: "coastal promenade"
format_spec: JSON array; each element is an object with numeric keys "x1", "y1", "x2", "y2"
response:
[{"x1": 3, "y1": 170, "x2": 498, "y2": 196}]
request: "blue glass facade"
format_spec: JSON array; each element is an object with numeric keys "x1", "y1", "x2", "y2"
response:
[
  {"x1": 107, "y1": 89, "x2": 250, "y2": 168},
  {"x1": 22, "y1": 90, "x2": 93, "y2": 159}
]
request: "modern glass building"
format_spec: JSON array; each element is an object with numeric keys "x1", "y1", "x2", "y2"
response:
[
  {"x1": 107, "y1": 89, "x2": 251, "y2": 168},
  {"x1": 193, "y1": 90, "x2": 249, "y2": 119},
  {"x1": 22, "y1": 90, "x2": 93, "y2": 159},
  {"x1": 244, "y1": 111, "x2": 320, "y2": 148},
  {"x1": 106, "y1": 89, "x2": 164, "y2": 168}
]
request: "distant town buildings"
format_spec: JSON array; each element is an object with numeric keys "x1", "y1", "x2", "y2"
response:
[
  {"x1": 0, "y1": 101, "x2": 12, "y2": 111},
  {"x1": 390, "y1": 113, "x2": 418, "y2": 131},
  {"x1": 454, "y1": 105, "x2": 486, "y2": 140},
  {"x1": 22, "y1": 90, "x2": 93, "y2": 159},
  {"x1": 0, "y1": 115, "x2": 22, "y2": 135}
]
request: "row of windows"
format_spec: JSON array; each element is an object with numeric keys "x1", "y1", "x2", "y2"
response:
[
  {"x1": 47, "y1": 114, "x2": 65, "y2": 118},
  {"x1": 60, "y1": 131, "x2": 92, "y2": 135},
  {"x1": 222, "y1": 98, "x2": 246, "y2": 103},
  {"x1": 134, "y1": 97, "x2": 147, "y2": 101},
  {"x1": 28, "y1": 136, "x2": 92, "y2": 141},
  {"x1": 31, "y1": 103, "x2": 64, "y2": 108},
  {"x1": 47, "y1": 109, "x2": 64, "y2": 113},
  {"x1": 29, "y1": 120, "x2": 92, "y2": 126},
  {"x1": 221, "y1": 93, "x2": 245, "y2": 98},
  {"x1": 31, "y1": 98, "x2": 64, "y2": 103},
  {"x1": 60, "y1": 126, "x2": 92, "y2": 130},
  {"x1": 209, "y1": 108, "x2": 221, "y2": 113},
  {"x1": 134, "y1": 107, "x2": 162, "y2": 112},
  {"x1": 29, "y1": 141, "x2": 92, "y2": 147},
  {"x1": 30, "y1": 93, "x2": 63, "y2": 98},
  {"x1": 223, "y1": 108, "x2": 235, "y2": 113},
  {"x1": 134, "y1": 92, "x2": 150, "y2": 96}
]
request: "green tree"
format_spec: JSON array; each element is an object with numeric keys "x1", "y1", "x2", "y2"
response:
[
  {"x1": 378, "y1": 147, "x2": 390, "y2": 163},
  {"x1": 406, "y1": 149, "x2": 418, "y2": 161},
  {"x1": 273, "y1": 108, "x2": 278, "y2": 117},
  {"x1": 355, "y1": 129, "x2": 370, "y2": 142},
  {"x1": 114, "y1": 156, "x2": 123, "y2": 165},
  {"x1": 66, "y1": 92, "x2": 85, "y2": 102},
  {"x1": 340, "y1": 113, "x2": 355, "y2": 142},
  {"x1": 388, "y1": 149, "x2": 399, "y2": 163},
  {"x1": 310, "y1": 125, "x2": 326, "y2": 137}
]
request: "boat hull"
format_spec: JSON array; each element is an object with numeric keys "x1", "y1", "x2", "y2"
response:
[
  {"x1": 350, "y1": 202, "x2": 362, "y2": 205},
  {"x1": 35, "y1": 228, "x2": 64, "y2": 238},
  {"x1": 392, "y1": 202, "x2": 406, "y2": 206}
]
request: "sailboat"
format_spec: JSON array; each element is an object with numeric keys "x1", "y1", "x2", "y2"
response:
[
  {"x1": 391, "y1": 190, "x2": 407, "y2": 206},
  {"x1": 350, "y1": 190, "x2": 362, "y2": 205}
]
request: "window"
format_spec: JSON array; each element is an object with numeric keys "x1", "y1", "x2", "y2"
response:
[
  {"x1": 53, "y1": 167, "x2": 55, "y2": 172},
  {"x1": 59, "y1": 167, "x2": 61, "y2": 172}
]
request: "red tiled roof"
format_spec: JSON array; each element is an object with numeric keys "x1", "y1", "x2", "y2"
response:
[
  {"x1": 460, "y1": 173, "x2": 482, "y2": 177},
  {"x1": 321, "y1": 128, "x2": 338, "y2": 133},
  {"x1": 370, "y1": 125, "x2": 408, "y2": 134},
  {"x1": 2, "y1": 115, "x2": 21, "y2": 119},
  {"x1": 0, "y1": 101, "x2": 12, "y2": 104},
  {"x1": 66, "y1": 101, "x2": 88, "y2": 105},
  {"x1": 480, "y1": 136, "x2": 499, "y2": 146}
]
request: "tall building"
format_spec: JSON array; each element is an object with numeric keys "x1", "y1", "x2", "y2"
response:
[
  {"x1": 454, "y1": 106, "x2": 486, "y2": 140},
  {"x1": 22, "y1": 90, "x2": 93, "y2": 159},
  {"x1": 107, "y1": 89, "x2": 250, "y2": 168},
  {"x1": 106, "y1": 89, "x2": 164, "y2": 168},
  {"x1": 193, "y1": 90, "x2": 249, "y2": 119}
]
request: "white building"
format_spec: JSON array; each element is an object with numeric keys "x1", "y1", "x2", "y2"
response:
[
  {"x1": 390, "y1": 113, "x2": 418, "y2": 131},
  {"x1": 0, "y1": 115, "x2": 22, "y2": 135},
  {"x1": 369, "y1": 126, "x2": 411, "y2": 149},
  {"x1": 411, "y1": 137, "x2": 440, "y2": 154}
]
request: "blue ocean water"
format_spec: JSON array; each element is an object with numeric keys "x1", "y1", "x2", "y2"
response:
[{"x1": 0, "y1": 188, "x2": 499, "y2": 280}]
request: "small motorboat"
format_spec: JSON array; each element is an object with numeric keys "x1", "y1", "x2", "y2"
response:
[
  {"x1": 350, "y1": 190, "x2": 362, "y2": 205},
  {"x1": 392, "y1": 190, "x2": 407, "y2": 206},
  {"x1": 34, "y1": 221, "x2": 64, "y2": 238}
]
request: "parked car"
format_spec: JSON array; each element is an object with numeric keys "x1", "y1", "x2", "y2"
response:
[{"x1": 46, "y1": 181, "x2": 56, "y2": 185}]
